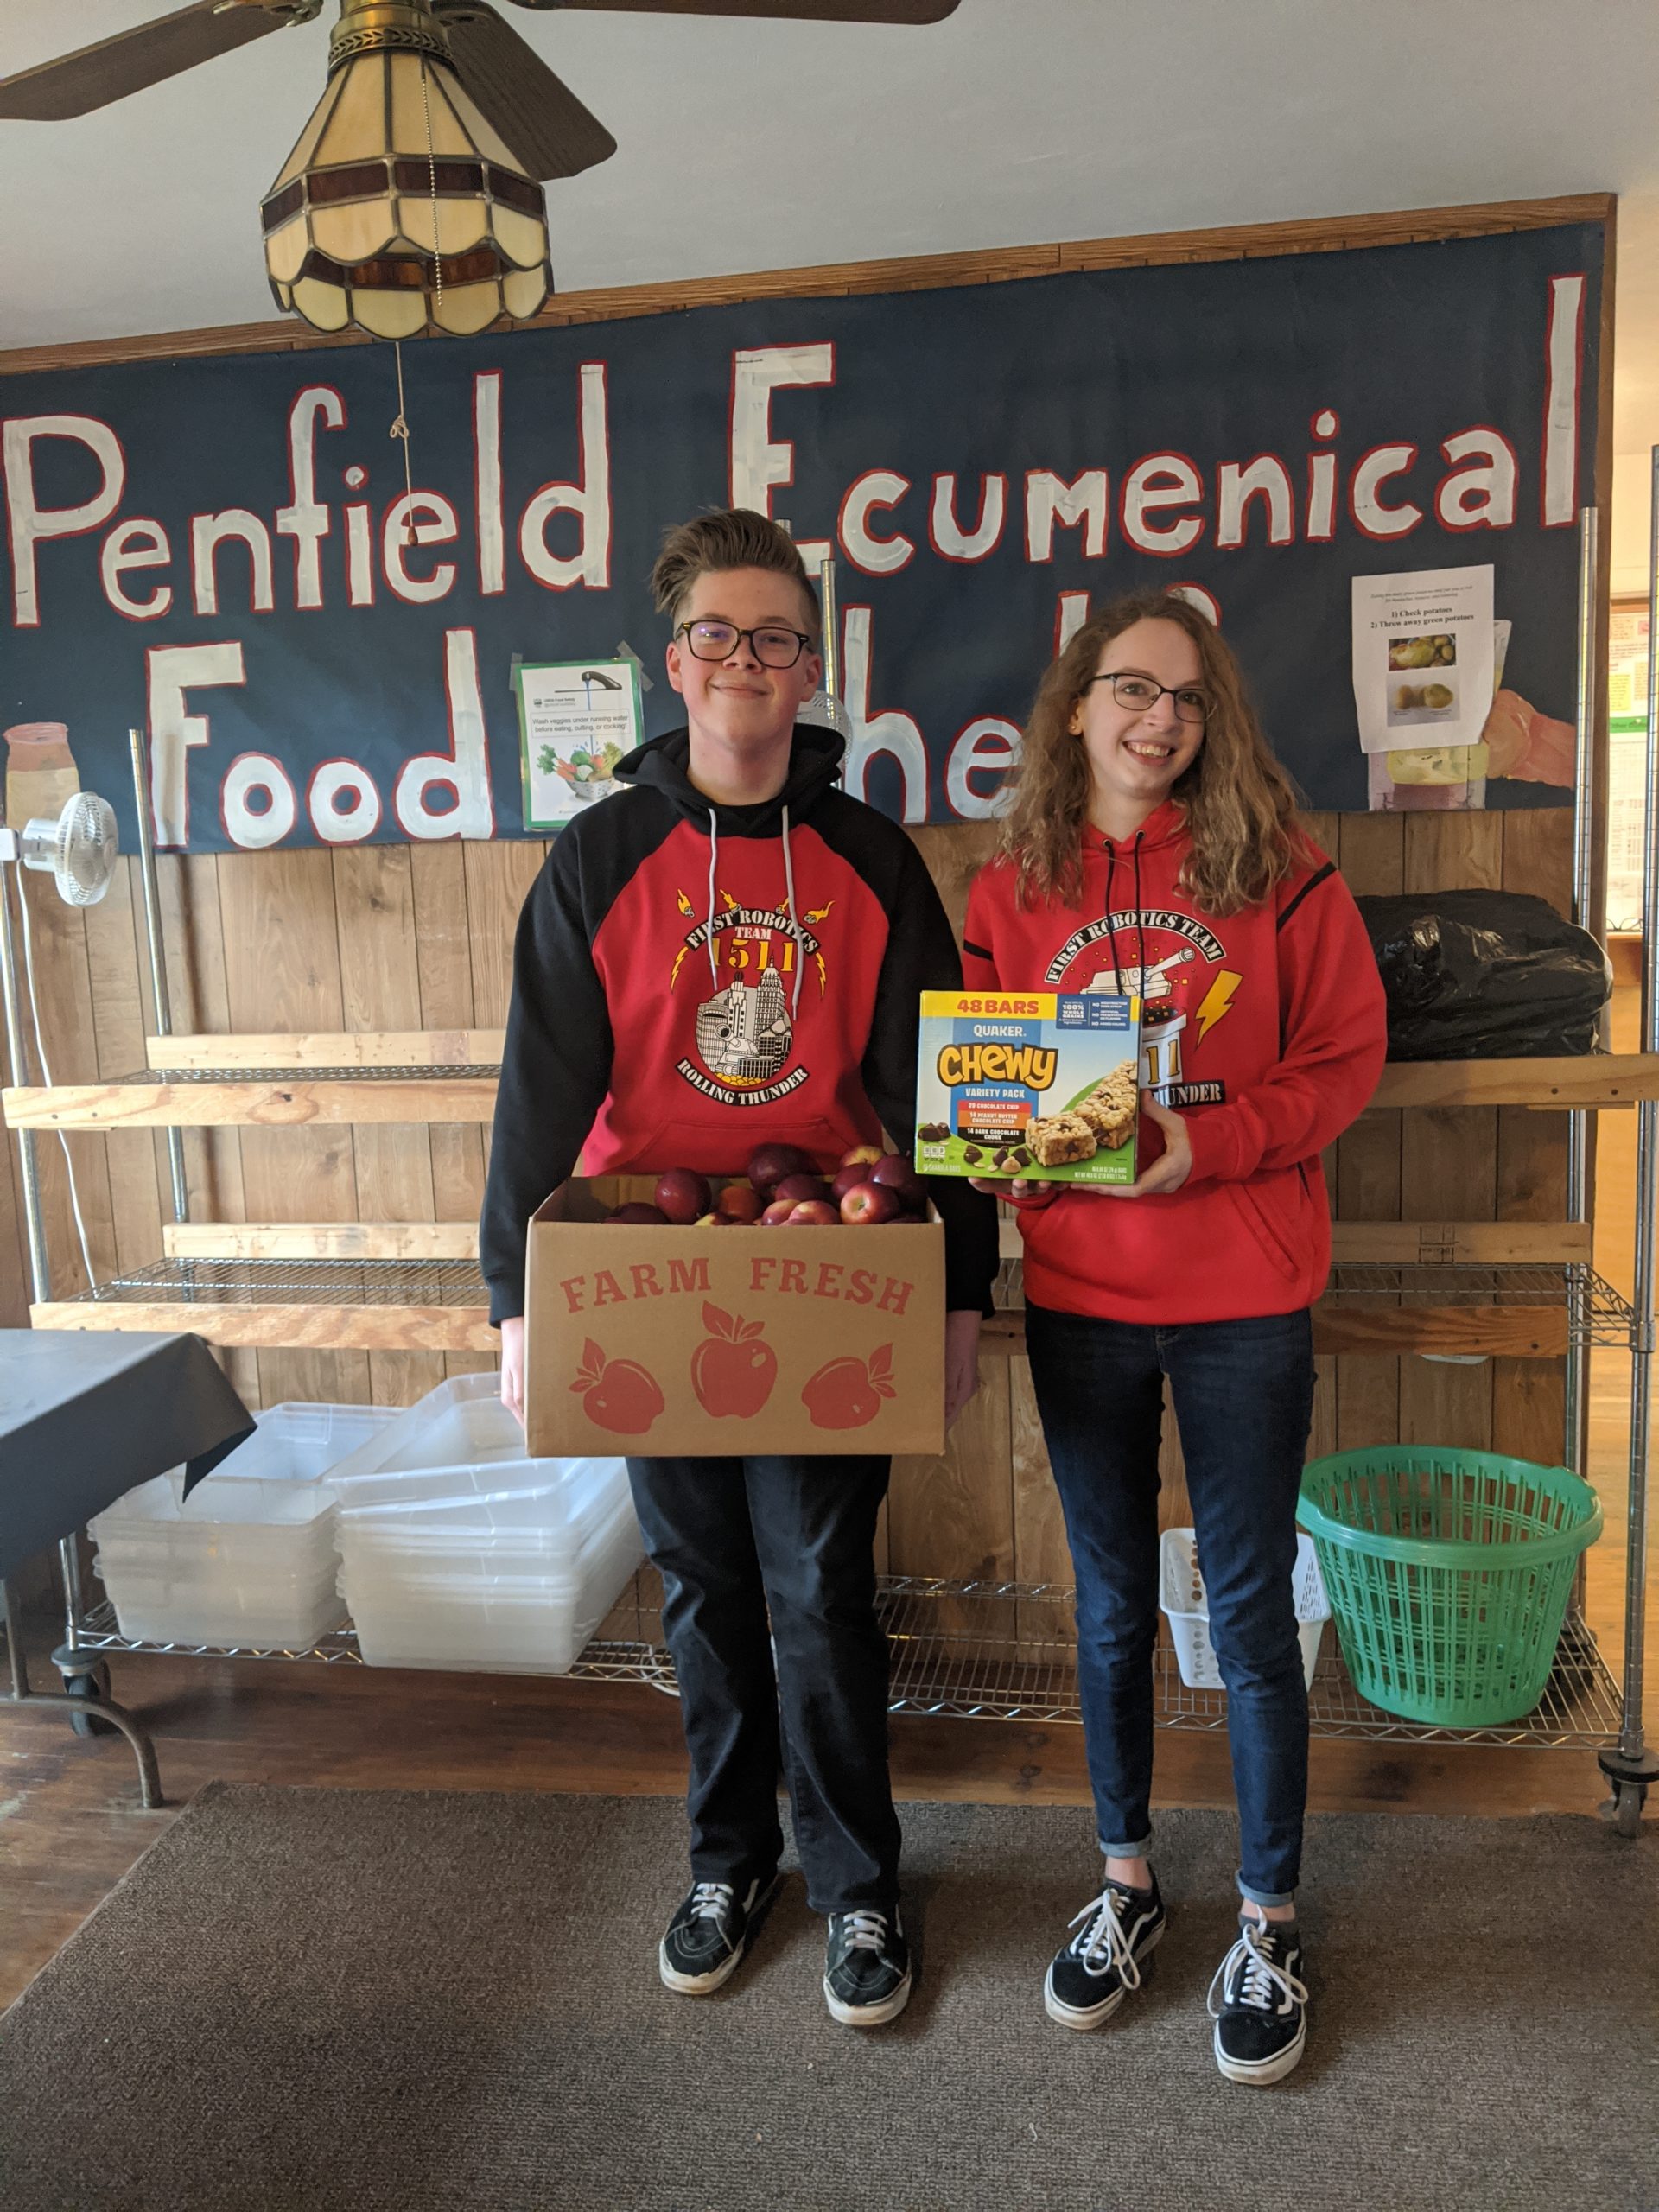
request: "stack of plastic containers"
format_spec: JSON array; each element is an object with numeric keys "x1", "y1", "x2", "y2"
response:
[
  {"x1": 327, "y1": 1374, "x2": 641, "y2": 1675},
  {"x1": 88, "y1": 1402, "x2": 394, "y2": 1649}
]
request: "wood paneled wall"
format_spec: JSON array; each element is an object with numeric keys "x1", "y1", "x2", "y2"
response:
[{"x1": 3, "y1": 809, "x2": 1572, "y2": 1605}]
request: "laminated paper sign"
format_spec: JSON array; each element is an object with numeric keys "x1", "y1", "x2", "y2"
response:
[
  {"x1": 524, "y1": 1181, "x2": 945, "y2": 1459},
  {"x1": 1351, "y1": 565, "x2": 1496, "y2": 754},
  {"x1": 515, "y1": 658, "x2": 644, "y2": 830}
]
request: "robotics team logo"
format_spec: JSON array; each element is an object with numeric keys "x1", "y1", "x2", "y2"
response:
[
  {"x1": 668, "y1": 887, "x2": 833, "y2": 1106},
  {"x1": 1046, "y1": 908, "x2": 1242, "y2": 1105}
]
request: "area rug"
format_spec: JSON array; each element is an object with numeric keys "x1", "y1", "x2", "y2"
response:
[{"x1": 2, "y1": 1783, "x2": 1653, "y2": 2212}]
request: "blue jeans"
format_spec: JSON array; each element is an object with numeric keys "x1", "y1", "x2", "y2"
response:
[{"x1": 1024, "y1": 1303, "x2": 1315, "y2": 1908}]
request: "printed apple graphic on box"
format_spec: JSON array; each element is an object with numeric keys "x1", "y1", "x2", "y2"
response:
[
  {"x1": 801, "y1": 1344, "x2": 897, "y2": 1429},
  {"x1": 570, "y1": 1339, "x2": 664, "y2": 1435},
  {"x1": 691, "y1": 1303, "x2": 778, "y2": 1419}
]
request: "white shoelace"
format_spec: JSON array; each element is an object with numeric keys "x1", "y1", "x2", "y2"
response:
[
  {"x1": 1065, "y1": 1887, "x2": 1145, "y2": 1986},
  {"x1": 1206, "y1": 1923, "x2": 1309, "y2": 2019},
  {"x1": 836, "y1": 1910, "x2": 893, "y2": 1955},
  {"x1": 688, "y1": 1881, "x2": 736, "y2": 1923}
]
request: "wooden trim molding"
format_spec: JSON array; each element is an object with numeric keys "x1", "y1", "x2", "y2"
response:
[{"x1": 0, "y1": 194, "x2": 1615, "y2": 378}]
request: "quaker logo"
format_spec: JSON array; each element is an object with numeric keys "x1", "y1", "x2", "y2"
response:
[{"x1": 669, "y1": 886, "x2": 834, "y2": 1107}]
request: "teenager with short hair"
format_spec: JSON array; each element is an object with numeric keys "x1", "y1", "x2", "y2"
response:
[
  {"x1": 482, "y1": 507, "x2": 998, "y2": 2027},
  {"x1": 963, "y1": 588, "x2": 1386, "y2": 2083}
]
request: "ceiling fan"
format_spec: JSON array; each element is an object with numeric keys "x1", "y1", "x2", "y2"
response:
[{"x1": 0, "y1": 0, "x2": 963, "y2": 182}]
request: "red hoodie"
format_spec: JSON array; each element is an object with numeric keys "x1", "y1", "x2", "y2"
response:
[{"x1": 963, "y1": 802, "x2": 1387, "y2": 1323}]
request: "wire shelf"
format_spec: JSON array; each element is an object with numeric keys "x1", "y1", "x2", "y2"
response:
[
  {"x1": 1320, "y1": 1262, "x2": 1637, "y2": 1348},
  {"x1": 73, "y1": 1580, "x2": 1623, "y2": 1750},
  {"x1": 62, "y1": 1255, "x2": 487, "y2": 1309},
  {"x1": 143, "y1": 1065, "x2": 501, "y2": 1084}
]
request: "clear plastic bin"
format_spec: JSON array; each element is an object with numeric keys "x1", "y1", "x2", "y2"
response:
[
  {"x1": 1158, "y1": 1526, "x2": 1329, "y2": 1692},
  {"x1": 90, "y1": 1402, "x2": 392, "y2": 1648},
  {"x1": 342, "y1": 1494, "x2": 643, "y2": 1675}
]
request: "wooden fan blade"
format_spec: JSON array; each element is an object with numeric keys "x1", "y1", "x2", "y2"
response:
[
  {"x1": 431, "y1": 1, "x2": 616, "y2": 180},
  {"x1": 0, "y1": 0, "x2": 303, "y2": 123},
  {"x1": 507, "y1": 1, "x2": 961, "y2": 19}
]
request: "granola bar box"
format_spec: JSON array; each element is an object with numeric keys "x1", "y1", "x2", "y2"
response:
[{"x1": 913, "y1": 989, "x2": 1141, "y2": 1185}]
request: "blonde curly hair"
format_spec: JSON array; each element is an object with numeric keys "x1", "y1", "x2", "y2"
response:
[{"x1": 998, "y1": 589, "x2": 1311, "y2": 918}]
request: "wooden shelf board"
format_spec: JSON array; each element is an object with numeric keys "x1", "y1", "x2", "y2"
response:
[
  {"x1": 12, "y1": 1054, "x2": 1659, "y2": 1132},
  {"x1": 29, "y1": 1300, "x2": 496, "y2": 1353},
  {"x1": 1369, "y1": 1055, "x2": 1659, "y2": 1110},
  {"x1": 3, "y1": 1078, "x2": 498, "y2": 1129}
]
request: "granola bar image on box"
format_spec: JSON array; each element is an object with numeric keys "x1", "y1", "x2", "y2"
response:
[
  {"x1": 1072, "y1": 1060, "x2": 1138, "y2": 1150},
  {"x1": 1026, "y1": 1111, "x2": 1099, "y2": 1167}
]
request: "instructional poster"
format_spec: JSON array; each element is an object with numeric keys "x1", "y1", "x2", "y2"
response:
[
  {"x1": 515, "y1": 658, "x2": 644, "y2": 830},
  {"x1": 1352, "y1": 565, "x2": 1497, "y2": 753}
]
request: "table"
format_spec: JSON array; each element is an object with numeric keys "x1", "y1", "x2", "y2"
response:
[{"x1": 0, "y1": 1330, "x2": 254, "y2": 1806}]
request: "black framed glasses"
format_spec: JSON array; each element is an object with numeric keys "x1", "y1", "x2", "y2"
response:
[
  {"x1": 676, "y1": 620, "x2": 815, "y2": 670},
  {"x1": 1083, "y1": 671, "x2": 1211, "y2": 723}
]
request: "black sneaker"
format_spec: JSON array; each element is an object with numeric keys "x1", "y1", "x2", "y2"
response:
[
  {"x1": 658, "y1": 1874, "x2": 779, "y2": 1995},
  {"x1": 1207, "y1": 1913, "x2": 1308, "y2": 2084},
  {"x1": 823, "y1": 1906, "x2": 912, "y2": 2026},
  {"x1": 1044, "y1": 1872, "x2": 1166, "y2": 2029}
]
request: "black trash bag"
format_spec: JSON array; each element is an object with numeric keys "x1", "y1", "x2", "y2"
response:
[{"x1": 1355, "y1": 891, "x2": 1611, "y2": 1061}]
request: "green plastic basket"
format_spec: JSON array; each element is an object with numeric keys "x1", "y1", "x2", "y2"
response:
[{"x1": 1296, "y1": 1447, "x2": 1603, "y2": 1727}]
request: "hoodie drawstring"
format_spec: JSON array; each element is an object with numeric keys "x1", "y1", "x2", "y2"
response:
[
  {"x1": 1101, "y1": 831, "x2": 1147, "y2": 997},
  {"x1": 703, "y1": 803, "x2": 808, "y2": 1021},
  {"x1": 704, "y1": 811, "x2": 721, "y2": 993},
  {"x1": 780, "y1": 804, "x2": 805, "y2": 1020}
]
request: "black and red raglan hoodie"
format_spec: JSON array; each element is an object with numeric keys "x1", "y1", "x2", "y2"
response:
[
  {"x1": 481, "y1": 724, "x2": 1000, "y2": 1325},
  {"x1": 963, "y1": 801, "x2": 1387, "y2": 1324}
]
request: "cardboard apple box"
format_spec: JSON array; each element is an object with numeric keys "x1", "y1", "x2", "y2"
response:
[{"x1": 524, "y1": 1176, "x2": 945, "y2": 1459}]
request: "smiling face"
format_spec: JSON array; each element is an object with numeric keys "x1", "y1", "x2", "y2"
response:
[
  {"x1": 666, "y1": 566, "x2": 823, "y2": 783},
  {"x1": 1070, "y1": 615, "x2": 1209, "y2": 836}
]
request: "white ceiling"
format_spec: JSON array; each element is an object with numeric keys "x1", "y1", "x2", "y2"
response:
[{"x1": 3, "y1": 0, "x2": 1659, "y2": 578}]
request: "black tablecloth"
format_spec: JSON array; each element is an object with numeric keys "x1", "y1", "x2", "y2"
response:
[{"x1": 0, "y1": 1332, "x2": 255, "y2": 1581}]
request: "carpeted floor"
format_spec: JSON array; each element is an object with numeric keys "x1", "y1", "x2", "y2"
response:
[{"x1": 1, "y1": 1784, "x2": 1654, "y2": 2212}]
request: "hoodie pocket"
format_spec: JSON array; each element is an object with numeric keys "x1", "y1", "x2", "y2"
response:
[{"x1": 1220, "y1": 1167, "x2": 1311, "y2": 1285}]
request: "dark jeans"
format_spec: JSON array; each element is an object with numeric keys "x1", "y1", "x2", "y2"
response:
[
  {"x1": 624, "y1": 1452, "x2": 899, "y2": 1916},
  {"x1": 1024, "y1": 1303, "x2": 1315, "y2": 1907}
]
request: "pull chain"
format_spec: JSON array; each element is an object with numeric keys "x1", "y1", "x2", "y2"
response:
[
  {"x1": 420, "y1": 57, "x2": 442, "y2": 312},
  {"x1": 390, "y1": 340, "x2": 416, "y2": 546}
]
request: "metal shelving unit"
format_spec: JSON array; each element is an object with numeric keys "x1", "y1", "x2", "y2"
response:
[
  {"x1": 3, "y1": 508, "x2": 1656, "y2": 1832},
  {"x1": 70, "y1": 1577, "x2": 1624, "y2": 1751}
]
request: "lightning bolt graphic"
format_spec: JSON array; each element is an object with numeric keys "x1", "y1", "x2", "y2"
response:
[
  {"x1": 1195, "y1": 970, "x2": 1242, "y2": 1042},
  {"x1": 670, "y1": 946, "x2": 688, "y2": 989},
  {"x1": 815, "y1": 951, "x2": 828, "y2": 995},
  {"x1": 676, "y1": 888, "x2": 694, "y2": 918},
  {"x1": 804, "y1": 900, "x2": 835, "y2": 925}
]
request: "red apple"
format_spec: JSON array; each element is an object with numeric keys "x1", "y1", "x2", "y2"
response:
[
  {"x1": 773, "y1": 1172, "x2": 829, "y2": 1205},
  {"x1": 654, "y1": 1168, "x2": 711, "y2": 1224},
  {"x1": 839, "y1": 1143, "x2": 886, "y2": 1170},
  {"x1": 787, "y1": 1199, "x2": 841, "y2": 1225},
  {"x1": 870, "y1": 1154, "x2": 922, "y2": 1200},
  {"x1": 747, "y1": 1142, "x2": 810, "y2": 1196},
  {"x1": 830, "y1": 1163, "x2": 870, "y2": 1203},
  {"x1": 839, "y1": 1181, "x2": 901, "y2": 1225},
  {"x1": 607, "y1": 1201, "x2": 669, "y2": 1225},
  {"x1": 760, "y1": 1199, "x2": 798, "y2": 1225},
  {"x1": 715, "y1": 1183, "x2": 766, "y2": 1224}
]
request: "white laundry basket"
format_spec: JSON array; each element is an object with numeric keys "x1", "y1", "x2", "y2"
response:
[{"x1": 1158, "y1": 1526, "x2": 1329, "y2": 1692}]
